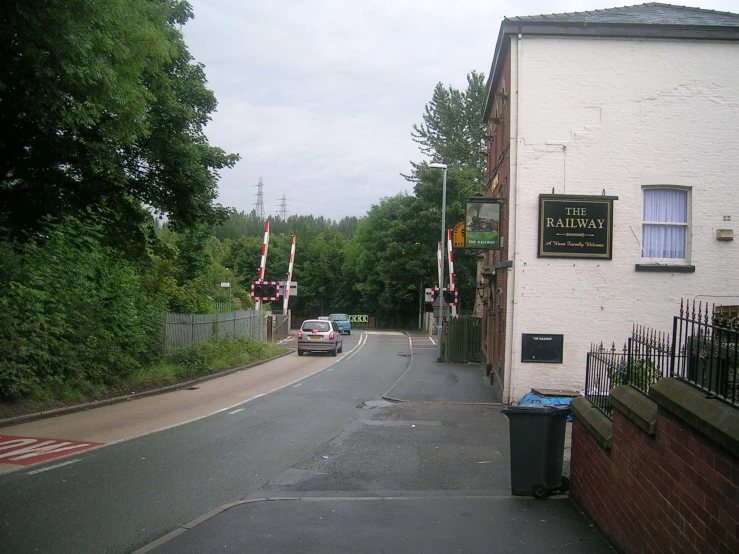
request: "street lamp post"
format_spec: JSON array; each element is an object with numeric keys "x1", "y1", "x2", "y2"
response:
[{"x1": 429, "y1": 162, "x2": 448, "y2": 361}]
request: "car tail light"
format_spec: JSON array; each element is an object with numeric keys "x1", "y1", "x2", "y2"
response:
[
  {"x1": 298, "y1": 330, "x2": 303, "y2": 339},
  {"x1": 329, "y1": 331, "x2": 335, "y2": 340}
]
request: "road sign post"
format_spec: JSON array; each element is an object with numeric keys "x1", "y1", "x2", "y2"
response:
[{"x1": 432, "y1": 295, "x2": 450, "y2": 319}]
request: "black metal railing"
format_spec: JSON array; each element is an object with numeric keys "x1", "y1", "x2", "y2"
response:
[
  {"x1": 626, "y1": 325, "x2": 670, "y2": 394},
  {"x1": 672, "y1": 300, "x2": 739, "y2": 407},
  {"x1": 585, "y1": 327, "x2": 670, "y2": 418},
  {"x1": 585, "y1": 343, "x2": 625, "y2": 418},
  {"x1": 585, "y1": 300, "x2": 739, "y2": 419}
]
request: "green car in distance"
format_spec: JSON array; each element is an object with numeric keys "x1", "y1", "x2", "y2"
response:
[{"x1": 328, "y1": 313, "x2": 351, "y2": 335}]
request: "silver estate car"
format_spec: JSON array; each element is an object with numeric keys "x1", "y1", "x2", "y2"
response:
[{"x1": 297, "y1": 319, "x2": 343, "y2": 356}]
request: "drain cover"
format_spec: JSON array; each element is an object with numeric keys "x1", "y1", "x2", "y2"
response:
[{"x1": 359, "y1": 400, "x2": 395, "y2": 409}]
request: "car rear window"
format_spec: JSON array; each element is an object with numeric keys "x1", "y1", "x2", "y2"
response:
[
  {"x1": 302, "y1": 321, "x2": 330, "y2": 332},
  {"x1": 330, "y1": 315, "x2": 349, "y2": 321}
]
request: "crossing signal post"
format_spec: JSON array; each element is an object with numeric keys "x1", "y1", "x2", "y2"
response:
[
  {"x1": 426, "y1": 287, "x2": 458, "y2": 307},
  {"x1": 442, "y1": 289, "x2": 458, "y2": 307},
  {"x1": 250, "y1": 280, "x2": 281, "y2": 302}
]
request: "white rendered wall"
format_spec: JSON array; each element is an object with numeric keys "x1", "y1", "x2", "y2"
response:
[{"x1": 505, "y1": 36, "x2": 739, "y2": 402}]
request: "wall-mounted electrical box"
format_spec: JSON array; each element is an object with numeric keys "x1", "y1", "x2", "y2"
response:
[{"x1": 716, "y1": 229, "x2": 734, "y2": 241}]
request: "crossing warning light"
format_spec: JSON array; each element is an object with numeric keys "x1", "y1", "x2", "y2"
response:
[
  {"x1": 250, "y1": 280, "x2": 281, "y2": 301},
  {"x1": 426, "y1": 287, "x2": 458, "y2": 306}
]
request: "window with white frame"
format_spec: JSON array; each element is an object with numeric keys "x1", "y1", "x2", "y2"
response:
[{"x1": 642, "y1": 187, "x2": 689, "y2": 261}]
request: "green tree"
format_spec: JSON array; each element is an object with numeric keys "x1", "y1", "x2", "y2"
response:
[
  {"x1": 0, "y1": 0, "x2": 239, "y2": 246},
  {"x1": 347, "y1": 194, "x2": 433, "y2": 326},
  {"x1": 298, "y1": 229, "x2": 348, "y2": 316},
  {"x1": 408, "y1": 71, "x2": 487, "y2": 178},
  {"x1": 399, "y1": 71, "x2": 488, "y2": 316}
]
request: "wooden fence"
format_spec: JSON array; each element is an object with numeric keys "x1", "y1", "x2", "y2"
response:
[{"x1": 443, "y1": 316, "x2": 483, "y2": 363}]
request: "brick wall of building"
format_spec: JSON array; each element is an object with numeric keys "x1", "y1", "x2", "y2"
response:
[{"x1": 571, "y1": 407, "x2": 739, "y2": 553}]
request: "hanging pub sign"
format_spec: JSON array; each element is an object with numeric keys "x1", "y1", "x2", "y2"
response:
[
  {"x1": 465, "y1": 198, "x2": 502, "y2": 249},
  {"x1": 538, "y1": 194, "x2": 617, "y2": 259}
]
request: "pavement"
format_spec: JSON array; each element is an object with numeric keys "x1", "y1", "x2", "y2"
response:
[
  {"x1": 384, "y1": 331, "x2": 503, "y2": 404},
  {"x1": 139, "y1": 330, "x2": 611, "y2": 554}
]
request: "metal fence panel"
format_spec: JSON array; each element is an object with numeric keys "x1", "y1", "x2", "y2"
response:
[
  {"x1": 672, "y1": 300, "x2": 738, "y2": 407},
  {"x1": 584, "y1": 300, "x2": 739, "y2": 417},
  {"x1": 584, "y1": 344, "x2": 624, "y2": 419},
  {"x1": 166, "y1": 310, "x2": 266, "y2": 349},
  {"x1": 273, "y1": 314, "x2": 289, "y2": 338},
  {"x1": 627, "y1": 325, "x2": 670, "y2": 394}
]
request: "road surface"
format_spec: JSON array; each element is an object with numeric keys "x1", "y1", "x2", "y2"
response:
[{"x1": 0, "y1": 331, "x2": 409, "y2": 553}]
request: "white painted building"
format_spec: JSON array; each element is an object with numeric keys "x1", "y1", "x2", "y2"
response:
[{"x1": 480, "y1": 3, "x2": 739, "y2": 404}]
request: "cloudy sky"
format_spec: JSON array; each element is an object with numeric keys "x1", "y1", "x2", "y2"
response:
[{"x1": 183, "y1": 0, "x2": 736, "y2": 220}]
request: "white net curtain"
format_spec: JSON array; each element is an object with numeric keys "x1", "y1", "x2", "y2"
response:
[{"x1": 642, "y1": 188, "x2": 688, "y2": 259}]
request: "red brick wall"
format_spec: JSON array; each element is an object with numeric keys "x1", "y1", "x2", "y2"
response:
[
  {"x1": 482, "y1": 41, "x2": 511, "y2": 387},
  {"x1": 571, "y1": 409, "x2": 739, "y2": 554}
]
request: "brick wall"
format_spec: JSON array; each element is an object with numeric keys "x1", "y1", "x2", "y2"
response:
[
  {"x1": 482, "y1": 41, "x2": 511, "y2": 389},
  {"x1": 571, "y1": 407, "x2": 739, "y2": 553}
]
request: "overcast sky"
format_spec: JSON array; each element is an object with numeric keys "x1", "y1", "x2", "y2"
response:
[{"x1": 183, "y1": 0, "x2": 736, "y2": 221}]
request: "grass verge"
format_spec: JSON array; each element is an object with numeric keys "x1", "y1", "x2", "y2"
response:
[
  {"x1": 0, "y1": 337, "x2": 288, "y2": 420},
  {"x1": 129, "y1": 336, "x2": 287, "y2": 388}
]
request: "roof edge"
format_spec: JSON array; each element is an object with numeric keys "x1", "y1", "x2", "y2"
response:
[{"x1": 483, "y1": 19, "x2": 739, "y2": 120}]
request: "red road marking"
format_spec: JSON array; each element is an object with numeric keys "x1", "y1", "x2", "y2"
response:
[{"x1": 0, "y1": 434, "x2": 103, "y2": 466}]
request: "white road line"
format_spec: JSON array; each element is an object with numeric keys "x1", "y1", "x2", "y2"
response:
[
  {"x1": 27, "y1": 459, "x2": 81, "y2": 475},
  {"x1": 291, "y1": 383, "x2": 302, "y2": 388},
  {"x1": 344, "y1": 333, "x2": 368, "y2": 361},
  {"x1": 227, "y1": 408, "x2": 244, "y2": 415}
]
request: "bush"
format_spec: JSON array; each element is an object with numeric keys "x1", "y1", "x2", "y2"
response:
[{"x1": 0, "y1": 215, "x2": 166, "y2": 398}]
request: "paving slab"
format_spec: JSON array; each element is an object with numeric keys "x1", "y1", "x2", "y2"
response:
[{"x1": 145, "y1": 496, "x2": 613, "y2": 554}]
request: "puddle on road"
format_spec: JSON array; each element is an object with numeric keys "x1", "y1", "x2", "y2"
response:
[{"x1": 358, "y1": 400, "x2": 395, "y2": 410}]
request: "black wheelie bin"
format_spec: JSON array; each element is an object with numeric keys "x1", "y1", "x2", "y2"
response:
[{"x1": 501, "y1": 404, "x2": 570, "y2": 498}]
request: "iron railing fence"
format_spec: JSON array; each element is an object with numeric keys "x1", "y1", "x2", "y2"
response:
[
  {"x1": 585, "y1": 300, "x2": 739, "y2": 418},
  {"x1": 672, "y1": 300, "x2": 739, "y2": 407},
  {"x1": 585, "y1": 343, "x2": 623, "y2": 418},
  {"x1": 585, "y1": 328, "x2": 670, "y2": 419},
  {"x1": 626, "y1": 325, "x2": 671, "y2": 394}
]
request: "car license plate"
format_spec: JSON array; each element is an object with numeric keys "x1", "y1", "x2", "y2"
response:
[{"x1": 309, "y1": 335, "x2": 322, "y2": 340}]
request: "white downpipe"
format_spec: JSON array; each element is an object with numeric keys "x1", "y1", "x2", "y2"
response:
[{"x1": 504, "y1": 33, "x2": 523, "y2": 405}]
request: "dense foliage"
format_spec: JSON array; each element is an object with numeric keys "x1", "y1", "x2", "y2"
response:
[
  {"x1": 0, "y1": 0, "x2": 239, "y2": 249},
  {"x1": 0, "y1": 0, "x2": 487, "y2": 400},
  {"x1": 0, "y1": 214, "x2": 165, "y2": 397}
]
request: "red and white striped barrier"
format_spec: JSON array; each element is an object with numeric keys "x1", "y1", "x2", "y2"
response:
[
  {"x1": 447, "y1": 228, "x2": 457, "y2": 317},
  {"x1": 283, "y1": 234, "x2": 296, "y2": 315},
  {"x1": 256, "y1": 219, "x2": 270, "y2": 310},
  {"x1": 437, "y1": 241, "x2": 442, "y2": 291}
]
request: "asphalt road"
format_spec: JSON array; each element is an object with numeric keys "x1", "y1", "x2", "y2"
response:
[{"x1": 0, "y1": 332, "x2": 412, "y2": 554}]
